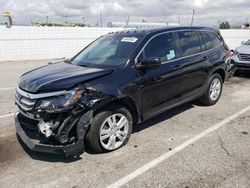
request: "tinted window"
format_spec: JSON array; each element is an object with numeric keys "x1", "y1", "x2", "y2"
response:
[
  {"x1": 198, "y1": 32, "x2": 207, "y2": 51},
  {"x1": 176, "y1": 31, "x2": 202, "y2": 57},
  {"x1": 144, "y1": 33, "x2": 177, "y2": 62},
  {"x1": 201, "y1": 31, "x2": 222, "y2": 50}
]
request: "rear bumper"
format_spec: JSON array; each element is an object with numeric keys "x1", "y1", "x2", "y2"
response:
[{"x1": 15, "y1": 112, "x2": 85, "y2": 156}]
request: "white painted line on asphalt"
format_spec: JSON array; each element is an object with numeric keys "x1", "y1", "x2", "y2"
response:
[
  {"x1": 0, "y1": 113, "x2": 14, "y2": 119},
  {"x1": 0, "y1": 87, "x2": 15, "y2": 91},
  {"x1": 107, "y1": 105, "x2": 250, "y2": 188}
]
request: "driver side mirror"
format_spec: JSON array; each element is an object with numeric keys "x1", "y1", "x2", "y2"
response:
[{"x1": 136, "y1": 57, "x2": 161, "y2": 69}]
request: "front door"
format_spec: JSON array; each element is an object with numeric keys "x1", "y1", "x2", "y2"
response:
[{"x1": 136, "y1": 32, "x2": 184, "y2": 119}]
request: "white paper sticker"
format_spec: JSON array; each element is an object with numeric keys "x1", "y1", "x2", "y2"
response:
[
  {"x1": 121, "y1": 37, "x2": 138, "y2": 43},
  {"x1": 167, "y1": 50, "x2": 176, "y2": 60}
]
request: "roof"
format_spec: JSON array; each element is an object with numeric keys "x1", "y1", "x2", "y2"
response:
[{"x1": 108, "y1": 26, "x2": 220, "y2": 36}]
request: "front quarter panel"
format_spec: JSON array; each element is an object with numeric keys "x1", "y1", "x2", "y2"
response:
[{"x1": 82, "y1": 67, "x2": 141, "y2": 119}]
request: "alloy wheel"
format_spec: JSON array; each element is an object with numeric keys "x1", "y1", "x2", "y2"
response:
[
  {"x1": 99, "y1": 113, "x2": 129, "y2": 150},
  {"x1": 209, "y1": 78, "x2": 222, "y2": 101}
]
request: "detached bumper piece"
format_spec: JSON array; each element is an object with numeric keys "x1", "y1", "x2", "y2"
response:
[{"x1": 15, "y1": 113, "x2": 85, "y2": 156}]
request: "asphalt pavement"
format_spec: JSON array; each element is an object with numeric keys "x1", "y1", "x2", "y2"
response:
[{"x1": 0, "y1": 60, "x2": 250, "y2": 188}]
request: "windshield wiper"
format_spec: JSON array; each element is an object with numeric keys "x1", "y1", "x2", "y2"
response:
[{"x1": 79, "y1": 64, "x2": 88, "y2": 67}]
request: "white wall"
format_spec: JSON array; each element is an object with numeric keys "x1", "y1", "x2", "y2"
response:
[
  {"x1": 220, "y1": 29, "x2": 250, "y2": 49},
  {"x1": 0, "y1": 26, "x2": 123, "y2": 61},
  {"x1": 0, "y1": 26, "x2": 249, "y2": 61}
]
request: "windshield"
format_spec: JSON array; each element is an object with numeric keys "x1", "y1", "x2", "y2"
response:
[
  {"x1": 71, "y1": 34, "x2": 143, "y2": 68},
  {"x1": 244, "y1": 39, "x2": 250, "y2": 45}
]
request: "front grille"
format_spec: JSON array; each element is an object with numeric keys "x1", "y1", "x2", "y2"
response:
[
  {"x1": 15, "y1": 88, "x2": 37, "y2": 112},
  {"x1": 238, "y1": 53, "x2": 250, "y2": 61}
]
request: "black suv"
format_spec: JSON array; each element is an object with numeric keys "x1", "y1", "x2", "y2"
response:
[{"x1": 15, "y1": 26, "x2": 230, "y2": 156}]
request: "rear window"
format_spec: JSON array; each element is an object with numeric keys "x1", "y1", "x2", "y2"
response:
[
  {"x1": 201, "y1": 31, "x2": 222, "y2": 50},
  {"x1": 176, "y1": 31, "x2": 202, "y2": 57}
]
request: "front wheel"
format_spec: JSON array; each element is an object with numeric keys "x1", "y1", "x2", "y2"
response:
[
  {"x1": 85, "y1": 105, "x2": 133, "y2": 153},
  {"x1": 199, "y1": 73, "x2": 223, "y2": 106}
]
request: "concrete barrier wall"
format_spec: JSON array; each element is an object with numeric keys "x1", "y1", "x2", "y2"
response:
[{"x1": 0, "y1": 26, "x2": 249, "y2": 61}]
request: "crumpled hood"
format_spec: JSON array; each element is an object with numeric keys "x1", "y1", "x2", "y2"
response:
[
  {"x1": 18, "y1": 62, "x2": 113, "y2": 93},
  {"x1": 236, "y1": 45, "x2": 250, "y2": 54}
]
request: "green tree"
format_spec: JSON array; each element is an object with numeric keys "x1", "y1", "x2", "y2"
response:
[{"x1": 219, "y1": 21, "x2": 230, "y2": 29}]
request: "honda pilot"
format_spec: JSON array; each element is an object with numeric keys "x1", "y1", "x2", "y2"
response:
[{"x1": 15, "y1": 26, "x2": 230, "y2": 156}]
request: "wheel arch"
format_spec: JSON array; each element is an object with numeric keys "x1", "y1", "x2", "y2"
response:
[
  {"x1": 92, "y1": 96, "x2": 140, "y2": 125},
  {"x1": 210, "y1": 68, "x2": 226, "y2": 82}
]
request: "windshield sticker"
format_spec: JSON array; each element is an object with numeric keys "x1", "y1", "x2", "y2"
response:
[
  {"x1": 167, "y1": 50, "x2": 176, "y2": 60},
  {"x1": 121, "y1": 37, "x2": 138, "y2": 43}
]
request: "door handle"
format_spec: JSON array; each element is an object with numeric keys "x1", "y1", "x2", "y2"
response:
[
  {"x1": 203, "y1": 56, "x2": 208, "y2": 60},
  {"x1": 171, "y1": 64, "x2": 182, "y2": 70}
]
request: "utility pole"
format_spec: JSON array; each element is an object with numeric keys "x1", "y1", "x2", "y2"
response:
[
  {"x1": 191, "y1": 9, "x2": 195, "y2": 26},
  {"x1": 82, "y1": 17, "x2": 85, "y2": 25},
  {"x1": 46, "y1": 16, "x2": 48, "y2": 25},
  {"x1": 178, "y1": 15, "x2": 181, "y2": 25},
  {"x1": 100, "y1": 11, "x2": 103, "y2": 27},
  {"x1": 126, "y1": 16, "x2": 130, "y2": 28}
]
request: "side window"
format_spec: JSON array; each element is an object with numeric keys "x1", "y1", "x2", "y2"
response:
[
  {"x1": 201, "y1": 31, "x2": 222, "y2": 50},
  {"x1": 144, "y1": 33, "x2": 177, "y2": 62},
  {"x1": 176, "y1": 31, "x2": 202, "y2": 57},
  {"x1": 198, "y1": 32, "x2": 207, "y2": 51}
]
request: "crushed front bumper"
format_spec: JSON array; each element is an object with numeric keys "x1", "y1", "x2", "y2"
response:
[{"x1": 15, "y1": 112, "x2": 85, "y2": 156}]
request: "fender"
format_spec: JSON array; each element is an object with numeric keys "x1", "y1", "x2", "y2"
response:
[{"x1": 207, "y1": 64, "x2": 226, "y2": 82}]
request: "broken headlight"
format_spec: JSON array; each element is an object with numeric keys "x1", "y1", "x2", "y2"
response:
[{"x1": 36, "y1": 88, "x2": 84, "y2": 113}]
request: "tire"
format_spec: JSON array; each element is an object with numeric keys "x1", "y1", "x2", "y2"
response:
[
  {"x1": 199, "y1": 73, "x2": 223, "y2": 106},
  {"x1": 85, "y1": 105, "x2": 133, "y2": 153}
]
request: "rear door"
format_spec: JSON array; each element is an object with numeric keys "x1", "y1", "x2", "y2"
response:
[
  {"x1": 200, "y1": 30, "x2": 227, "y2": 76},
  {"x1": 174, "y1": 30, "x2": 209, "y2": 100}
]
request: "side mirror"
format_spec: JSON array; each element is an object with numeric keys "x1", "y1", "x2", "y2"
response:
[
  {"x1": 241, "y1": 41, "x2": 245, "y2": 45},
  {"x1": 136, "y1": 57, "x2": 161, "y2": 69}
]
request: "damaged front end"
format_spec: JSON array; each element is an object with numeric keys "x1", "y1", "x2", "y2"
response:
[{"x1": 15, "y1": 86, "x2": 104, "y2": 156}]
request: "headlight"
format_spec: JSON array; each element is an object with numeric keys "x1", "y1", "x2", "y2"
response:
[
  {"x1": 233, "y1": 50, "x2": 238, "y2": 55},
  {"x1": 36, "y1": 88, "x2": 84, "y2": 113}
]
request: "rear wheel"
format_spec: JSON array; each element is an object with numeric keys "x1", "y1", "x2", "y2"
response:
[
  {"x1": 85, "y1": 105, "x2": 133, "y2": 153},
  {"x1": 199, "y1": 73, "x2": 223, "y2": 106}
]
